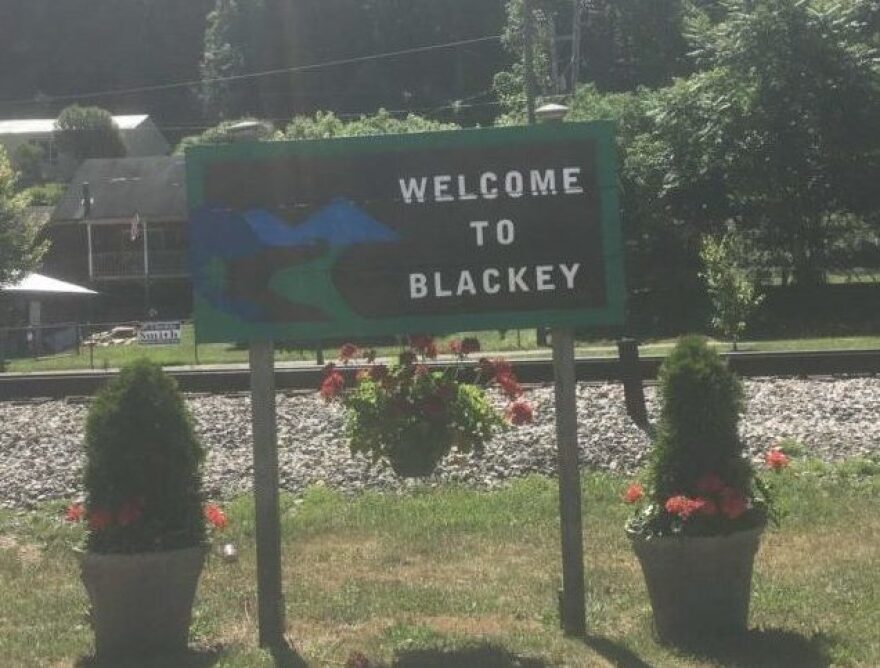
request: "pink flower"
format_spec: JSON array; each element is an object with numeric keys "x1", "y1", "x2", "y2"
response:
[
  {"x1": 320, "y1": 365, "x2": 345, "y2": 401},
  {"x1": 65, "y1": 502, "x2": 85, "y2": 522},
  {"x1": 339, "y1": 343, "x2": 359, "y2": 363},
  {"x1": 204, "y1": 504, "x2": 228, "y2": 530},
  {"x1": 506, "y1": 399, "x2": 534, "y2": 425},
  {"x1": 623, "y1": 483, "x2": 644, "y2": 504},
  {"x1": 664, "y1": 495, "x2": 705, "y2": 519},
  {"x1": 496, "y1": 373, "x2": 523, "y2": 400},
  {"x1": 765, "y1": 448, "x2": 790, "y2": 471}
]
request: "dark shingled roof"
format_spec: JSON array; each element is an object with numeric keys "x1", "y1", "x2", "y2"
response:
[{"x1": 51, "y1": 156, "x2": 186, "y2": 223}]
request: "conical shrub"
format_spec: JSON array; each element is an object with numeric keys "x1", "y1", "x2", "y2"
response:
[{"x1": 84, "y1": 359, "x2": 205, "y2": 553}]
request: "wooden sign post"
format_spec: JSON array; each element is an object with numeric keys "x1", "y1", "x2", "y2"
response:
[
  {"x1": 186, "y1": 122, "x2": 623, "y2": 644},
  {"x1": 248, "y1": 341, "x2": 286, "y2": 647},
  {"x1": 552, "y1": 327, "x2": 587, "y2": 636}
]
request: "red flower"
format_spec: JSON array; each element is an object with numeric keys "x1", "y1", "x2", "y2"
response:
[
  {"x1": 765, "y1": 448, "x2": 790, "y2": 471},
  {"x1": 720, "y1": 488, "x2": 748, "y2": 519},
  {"x1": 490, "y1": 358, "x2": 513, "y2": 379},
  {"x1": 320, "y1": 369, "x2": 345, "y2": 401},
  {"x1": 496, "y1": 373, "x2": 523, "y2": 400},
  {"x1": 88, "y1": 507, "x2": 114, "y2": 531},
  {"x1": 204, "y1": 504, "x2": 228, "y2": 530},
  {"x1": 65, "y1": 502, "x2": 85, "y2": 522},
  {"x1": 696, "y1": 472, "x2": 725, "y2": 495},
  {"x1": 623, "y1": 483, "x2": 644, "y2": 504},
  {"x1": 664, "y1": 495, "x2": 704, "y2": 519},
  {"x1": 506, "y1": 398, "x2": 534, "y2": 425},
  {"x1": 339, "y1": 343, "x2": 359, "y2": 363},
  {"x1": 117, "y1": 498, "x2": 144, "y2": 527}
]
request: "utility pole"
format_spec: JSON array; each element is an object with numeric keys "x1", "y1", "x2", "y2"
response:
[
  {"x1": 571, "y1": 0, "x2": 582, "y2": 92},
  {"x1": 523, "y1": 0, "x2": 537, "y2": 125},
  {"x1": 524, "y1": 0, "x2": 545, "y2": 346}
]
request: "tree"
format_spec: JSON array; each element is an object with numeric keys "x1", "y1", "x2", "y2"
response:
[
  {"x1": 283, "y1": 110, "x2": 458, "y2": 140},
  {"x1": 174, "y1": 118, "x2": 278, "y2": 154},
  {"x1": 0, "y1": 147, "x2": 46, "y2": 286},
  {"x1": 54, "y1": 105, "x2": 126, "y2": 162},
  {"x1": 700, "y1": 230, "x2": 764, "y2": 350},
  {"x1": 653, "y1": 0, "x2": 880, "y2": 286},
  {"x1": 200, "y1": 0, "x2": 265, "y2": 120}
]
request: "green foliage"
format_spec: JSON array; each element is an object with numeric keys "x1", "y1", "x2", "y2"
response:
[
  {"x1": 284, "y1": 110, "x2": 458, "y2": 140},
  {"x1": 0, "y1": 147, "x2": 46, "y2": 286},
  {"x1": 651, "y1": 0, "x2": 880, "y2": 286},
  {"x1": 175, "y1": 117, "x2": 279, "y2": 153},
  {"x1": 84, "y1": 359, "x2": 206, "y2": 553},
  {"x1": 700, "y1": 230, "x2": 765, "y2": 349},
  {"x1": 53, "y1": 105, "x2": 126, "y2": 162},
  {"x1": 11, "y1": 143, "x2": 44, "y2": 188},
  {"x1": 343, "y1": 360, "x2": 504, "y2": 474},
  {"x1": 21, "y1": 182, "x2": 66, "y2": 207},
  {"x1": 200, "y1": 0, "x2": 266, "y2": 119},
  {"x1": 630, "y1": 336, "x2": 760, "y2": 536}
]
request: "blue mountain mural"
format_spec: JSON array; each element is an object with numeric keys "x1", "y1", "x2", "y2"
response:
[{"x1": 243, "y1": 198, "x2": 399, "y2": 248}]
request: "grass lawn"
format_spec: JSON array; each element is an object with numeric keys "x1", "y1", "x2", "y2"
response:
[
  {"x1": 5, "y1": 323, "x2": 880, "y2": 373},
  {"x1": 0, "y1": 460, "x2": 878, "y2": 666}
]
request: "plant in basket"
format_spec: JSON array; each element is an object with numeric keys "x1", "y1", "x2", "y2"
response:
[
  {"x1": 622, "y1": 336, "x2": 788, "y2": 645},
  {"x1": 319, "y1": 336, "x2": 534, "y2": 477},
  {"x1": 66, "y1": 359, "x2": 226, "y2": 661}
]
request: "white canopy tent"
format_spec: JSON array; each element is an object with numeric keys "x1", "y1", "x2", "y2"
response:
[{"x1": 1, "y1": 272, "x2": 97, "y2": 295}]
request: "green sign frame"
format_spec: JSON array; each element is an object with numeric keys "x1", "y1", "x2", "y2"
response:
[{"x1": 186, "y1": 122, "x2": 624, "y2": 343}]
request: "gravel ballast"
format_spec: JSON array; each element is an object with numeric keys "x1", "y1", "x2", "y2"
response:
[{"x1": 1, "y1": 377, "x2": 878, "y2": 509}]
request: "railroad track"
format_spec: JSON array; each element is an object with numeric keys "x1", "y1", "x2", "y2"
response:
[{"x1": 2, "y1": 349, "x2": 879, "y2": 401}]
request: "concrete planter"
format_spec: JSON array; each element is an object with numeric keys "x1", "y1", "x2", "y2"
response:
[
  {"x1": 79, "y1": 545, "x2": 207, "y2": 660},
  {"x1": 629, "y1": 522, "x2": 765, "y2": 645}
]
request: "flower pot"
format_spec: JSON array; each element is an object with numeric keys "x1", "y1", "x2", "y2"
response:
[
  {"x1": 79, "y1": 545, "x2": 207, "y2": 660},
  {"x1": 387, "y1": 447, "x2": 444, "y2": 478},
  {"x1": 628, "y1": 522, "x2": 764, "y2": 645}
]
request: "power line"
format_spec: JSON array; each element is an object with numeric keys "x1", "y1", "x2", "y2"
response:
[{"x1": 0, "y1": 35, "x2": 503, "y2": 109}]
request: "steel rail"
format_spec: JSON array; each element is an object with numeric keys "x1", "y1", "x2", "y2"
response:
[{"x1": 1, "y1": 349, "x2": 879, "y2": 401}]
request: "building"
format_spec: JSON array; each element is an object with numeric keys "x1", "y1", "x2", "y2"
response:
[
  {"x1": 0, "y1": 114, "x2": 170, "y2": 182},
  {"x1": 43, "y1": 156, "x2": 189, "y2": 320}
]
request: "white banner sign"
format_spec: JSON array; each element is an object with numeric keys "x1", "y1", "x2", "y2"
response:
[{"x1": 138, "y1": 321, "x2": 182, "y2": 345}]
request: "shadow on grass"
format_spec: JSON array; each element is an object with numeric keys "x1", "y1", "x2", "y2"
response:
[
  {"x1": 673, "y1": 628, "x2": 832, "y2": 667},
  {"x1": 76, "y1": 644, "x2": 225, "y2": 668},
  {"x1": 270, "y1": 639, "x2": 309, "y2": 668},
  {"x1": 581, "y1": 635, "x2": 653, "y2": 668},
  {"x1": 393, "y1": 643, "x2": 547, "y2": 667}
]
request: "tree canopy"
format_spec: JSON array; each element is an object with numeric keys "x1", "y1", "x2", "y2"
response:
[
  {"x1": 0, "y1": 148, "x2": 46, "y2": 286},
  {"x1": 54, "y1": 105, "x2": 126, "y2": 162}
]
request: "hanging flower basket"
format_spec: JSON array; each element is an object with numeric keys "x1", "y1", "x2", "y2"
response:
[{"x1": 319, "y1": 337, "x2": 533, "y2": 478}]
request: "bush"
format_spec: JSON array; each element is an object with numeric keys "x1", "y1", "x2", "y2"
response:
[
  {"x1": 54, "y1": 105, "x2": 126, "y2": 162},
  {"x1": 627, "y1": 336, "x2": 763, "y2": 537},
  {"x1": 84, "y1": 359, "x2": 205, "y2": 553}
]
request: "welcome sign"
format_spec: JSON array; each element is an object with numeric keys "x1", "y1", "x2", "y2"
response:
[{"x1": 186, "y1": 122, "x2": 623, "y2": 343}]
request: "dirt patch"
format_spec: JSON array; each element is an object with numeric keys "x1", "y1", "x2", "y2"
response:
[{"x1": 0, "y1": 535, "x2": 43, "y2": 566}]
